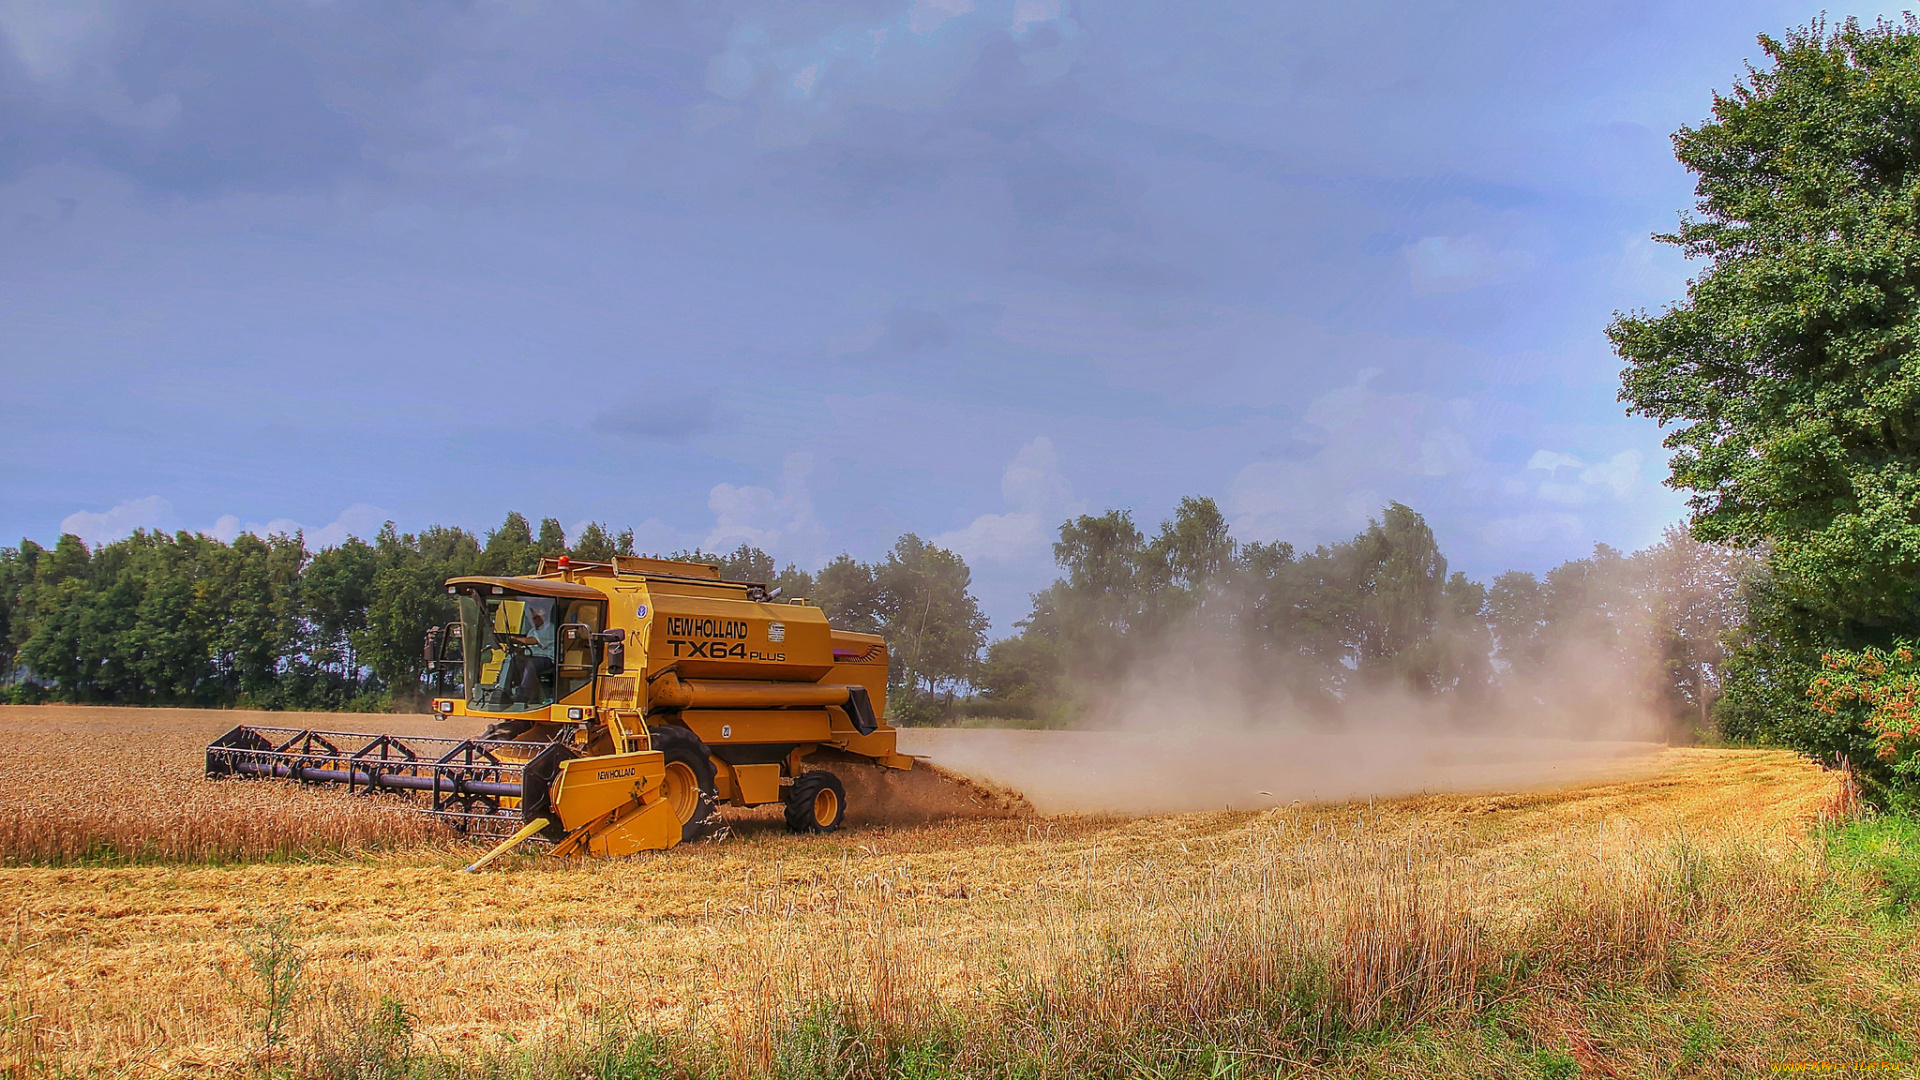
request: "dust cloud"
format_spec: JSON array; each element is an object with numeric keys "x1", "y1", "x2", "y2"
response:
[
  {"x1": 898, "y1": 728, "x2": 1667, "y2": 816},
  {"x1": 898, "y1": 629, "x2": 1679, "y2": 817},
  {"x1": 832, "y1": 755, "x2": 1032, "y2": 825}
]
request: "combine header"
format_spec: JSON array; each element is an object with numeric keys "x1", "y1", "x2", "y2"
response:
[{"x1": 207, "y1": 555, "x2": 912, "y2": 865}]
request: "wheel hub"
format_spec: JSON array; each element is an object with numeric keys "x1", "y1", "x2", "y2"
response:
[{"x1": 663, "y1": 760, "x2": 699, "y2": 823}]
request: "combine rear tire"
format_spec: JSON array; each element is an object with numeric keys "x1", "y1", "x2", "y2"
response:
[
  {"x1": 785, "y1": 770, "x2": 846, "y2": 833},
  {"x1": 648, "y1": 725, "x2": 717, "y2": 843}
]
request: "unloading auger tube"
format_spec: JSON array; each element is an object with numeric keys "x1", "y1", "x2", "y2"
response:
[{"x1": 203, "y1": 554, "x2": 915, "y2": 866}]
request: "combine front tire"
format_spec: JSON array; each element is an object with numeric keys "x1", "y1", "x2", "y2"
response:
[
  {"x1": 648, "y1": 725, "x2": 717, "y2": 843},
  {"x1": 520, "y1": 741, "x2": 577, "y2": 840},
  {"x1": 785, "y1": 770, "x2": 846, "y2": 833}
]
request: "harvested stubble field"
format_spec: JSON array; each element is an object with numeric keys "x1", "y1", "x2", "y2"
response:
[{"x1": 1, "y1": 705, "x2": 1915, "y2": 1079}]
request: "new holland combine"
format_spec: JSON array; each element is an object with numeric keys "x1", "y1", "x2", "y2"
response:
[{"x1": 205, "y1": 555, "x2": 913, "y2": 867}]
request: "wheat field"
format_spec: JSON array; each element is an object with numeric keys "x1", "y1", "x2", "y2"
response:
[{"x1": 0, "y1": 705, "x2": 1911, "y2": 1078}]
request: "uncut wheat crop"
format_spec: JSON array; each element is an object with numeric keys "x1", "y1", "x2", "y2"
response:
[{"x1": 0, "y1": 710, "x2": 449, "y2": 865}]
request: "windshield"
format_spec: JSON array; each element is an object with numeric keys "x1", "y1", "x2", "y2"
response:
[
  {"x1": 460, "y1": 593, "x2": 558, "y2": 711},
  {"x1": 458, "y1": 590, "x2": 608, "y2": 712}
]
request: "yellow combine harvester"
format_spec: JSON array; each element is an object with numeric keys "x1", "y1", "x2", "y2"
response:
[{"x1": 206, "y1": 555, "x2": 912, "y2": 866}]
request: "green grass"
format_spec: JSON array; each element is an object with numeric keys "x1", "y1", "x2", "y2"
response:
[{"x1": 1824, "y1": 814, "x2": 1920, "y2": 916}]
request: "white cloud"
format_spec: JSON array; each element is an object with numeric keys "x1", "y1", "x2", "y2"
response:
[
  {"x1": 1228, "y1": 371, "x2": 1479, "y2": 542},
  {"x1": 705, "y1": 452, "x2": 826, "y2": 559},
  {"x1": 1481, "y1": 512, "x2": 1583, "y2": 548},
  {"x1": 207, "y1": 504, "x2": 384, "y2": 548},
  {"x1": 1582, "y1": 450, "x2": 1641, "y2": 497},
  {"x1": 309, "y1": 504, "x2": 388, "y2": 549},
  {"x1": 626, "y1": 518, "x2": 680, "y2": 556},
  {"x1": 209, "y1": 514, "x2": 301, "y2": 543},
  {"x1": 0, "y1": 1, "x2": 178, "y2": 132},
  {"x1": 1002, "y1": 435, "x2": 1073, "y2": 510},
  {"x1": 1612, "y1": 233, "x2": 1689, "y2": 300},
  {"x1": 910, "y1": 0, "x2": 974, "y2": 36},
  {"x1": 1525, "y1": 450, "x2": 1582, "y2": 472},
  {"x1": 1536, "y1": 480, "x2": 1587, "y2": 506},
  {"x1": 0, "y1": 0, "x2": 107, "y2": 81},
  {"x1": 702, "y1": 0, "x2": 1079, "y2": 148},
  {"x1": 60, "y1": 495, "x2": 173, "y2": 546},
  {"x1": 1405, "y1": 234, "x2": 1535, "y2": 295},
  {"x1": 934, "y1": 436, "x2": 1080, "y2": 563},
  {"x1": 707, "y1": 484, "x2": 778, "y2": 538},
  {"x1": 1418, "y1": 428, "x2": 1473, "y2": 477},
  {"x1": 1523, "y1": 448, "x2": 1641, "y2": 505},
  {"x1": 60, "y1": 497, "x2": 394, "y2": 551},
  {"x1": 1011, "y1": 0, "x2": 1062, "y2": 33}
]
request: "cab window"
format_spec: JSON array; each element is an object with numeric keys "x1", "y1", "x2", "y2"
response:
[{"x1": 556, "y1": 598, "x2": 606, "y2": 700}]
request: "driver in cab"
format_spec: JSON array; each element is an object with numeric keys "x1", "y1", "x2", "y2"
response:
[{"x1": 507, "y1": 605, "x2": 556, "y2": 703}]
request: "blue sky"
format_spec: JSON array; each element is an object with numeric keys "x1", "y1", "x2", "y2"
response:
[{"x1": 2, "y1": 1, "x2": 1903, "y2": 631}]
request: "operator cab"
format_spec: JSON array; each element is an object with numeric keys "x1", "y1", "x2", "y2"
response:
[{"x1": 442, "y1": 577, "x2": 608, "y2": 715}]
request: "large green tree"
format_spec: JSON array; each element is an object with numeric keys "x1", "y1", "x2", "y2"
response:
[
  {"x1": 569, "y1": 522, "x2": 635, "y2": 562},
  {"x1": 359, "y1": 523, "x2": 484, "y2": 702},
  {"x1": 810, "y1": 541, "x2": 988, "y2": 722},
  {"x1": 813, "y1": 554, "x2": 885, "y2": 634},
  {"x1": 981, "y1": 500, "x2": 1491, "y2": 720},
  {"x1": 482, "y1": 512, "x2": 539, "y2": 576},
  {"x1": 1611, "y1": 17, "x2": 1920, "y2": 775},
  {"x1": 876, "y1": 534, "x2": 989, "y2": 716},
  {"x1": 287, "y1": 536, "x2": 381, "y2": 706},
  {"x1": 0, "y1": 541, "x2": 44, "y2": 685},
  {"x1": 8, "y1": 530, "x2": 304, "y2": 705},
  {"x1": 692, "y1": 543, "x2": 816, "y2": 600}
]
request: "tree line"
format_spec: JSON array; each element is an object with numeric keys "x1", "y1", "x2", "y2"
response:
[
  {"x1": 976, "y1": 498, "x2": 1752, "y2": 737},
  {"x1": 0, "y1": 501, "x2": 1751, "y2": 738},
  {"x1": 0, "y1": 513, "x2": 991, "y2": 717}
]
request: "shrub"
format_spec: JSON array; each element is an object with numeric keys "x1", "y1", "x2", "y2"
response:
[{"x1": 1805, "y1": 643, "x2": 1920, "y2": 804}]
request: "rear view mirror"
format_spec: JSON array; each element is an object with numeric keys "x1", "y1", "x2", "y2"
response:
[
  {"x1": 423, "y1": 626, "x2": 442, "y2": 664},
  {"x1": 591, "y1": 628, "x2": 627, "y2": 675}
]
